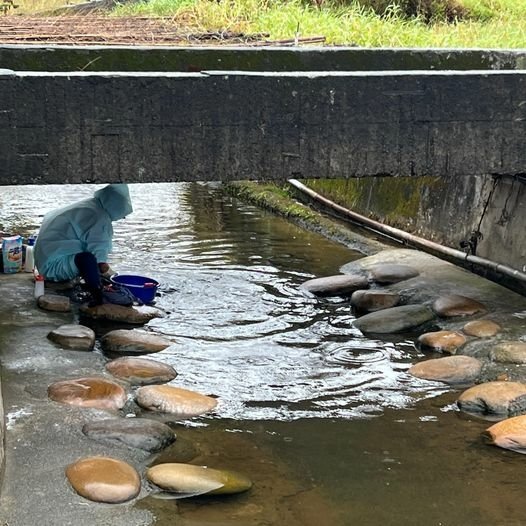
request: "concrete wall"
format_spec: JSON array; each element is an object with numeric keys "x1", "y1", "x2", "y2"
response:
[
  {"x1": 0, "y1": 70, "x2": 525, "y2": 185},
  {"x1": 305, "y1": 173, "x2": 526, "y2": 272},
  {"x1": 0, "y1": 45, "x2": 525, "y2": 72}
]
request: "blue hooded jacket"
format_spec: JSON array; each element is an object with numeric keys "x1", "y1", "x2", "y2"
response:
[{"x1": 34, "y1": 184, "x2": 133, "y2": 281}]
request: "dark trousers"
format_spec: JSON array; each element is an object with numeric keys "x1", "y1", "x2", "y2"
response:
[{"x1": 74, "y1": 252, "x2": 103, "y2": 304}]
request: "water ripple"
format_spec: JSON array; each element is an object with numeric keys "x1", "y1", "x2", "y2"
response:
[
  {"x1": 1, "y1": 182, "x2": 444, "y2": 421},
  {"x1": 325, "y1": 344, "x2": 388, "y2": 366}
]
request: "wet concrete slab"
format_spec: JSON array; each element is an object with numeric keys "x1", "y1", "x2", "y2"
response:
[{"x1": 0, "y1": 274, "x2": 155, "y2": 525}]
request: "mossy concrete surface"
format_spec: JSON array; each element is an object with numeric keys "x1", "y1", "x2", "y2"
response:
[
  {"x1": 0, "y1": 46, "x2": 525, "y2": 72},
  {"x1": 304, "y1": 174, "x2": 526, "y2": 274},
  {"x1": 224, "y1": 181, "x2": 388, "y2": 255}
]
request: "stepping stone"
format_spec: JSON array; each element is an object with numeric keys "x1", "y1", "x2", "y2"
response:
[
  {"x1": 432, "y1": 294, "x2": 487, "y2": 317},
  {"x1": 417, "y1": 330, "x2": 467, "y2": 354},
  {"x1": 66, "y1": 457, "x2": 140, "y2": 503},
  {"x1": 300, "y1": 274, "x2": 368, "y2": 297},
  {"x1": 79, "y1": 303, "x2": 163, "y2": 325},
  {"x1": 350, "y1": 290, "x2": 400, "y2": 312},
  {"x1": 101, "y1": 329, "x2": 172, "y2": 355},
  {"x1": 483, "y1": 415, "x2": 526, "y2": 454},
  {"x1": 463, "y1": 319, "x2": 501, "y2": 337},
  {"x1": 490, "y1": 342, "x2": 526, "y2": 364},
  {"x1": 82, "y1": 418, "x2": 176, "y2": 452},
  {"x1": 147, "y1": 463, "x2": 252, "y2": 496},
  {"x1": 353, "y1": 304, "x2": 434, "y2": 334},
  {"x1": 106, "y1": 356, "x2": 177, "y2": 385},
  {"x1": 37, "y1": 294, "x2": 71, "y2": 313},
  {"x1": 48, "y1": 377, "x2": 127, "y2": 411},
  {"x1": 47, "y1": 324, "x2": 95, "y2": 351},
  {"x1": 457, "y1": 381, "x2": 526, "y2": 417},
  {"x1": 136, "y1": 385, "x2": 217, "y2": 417},
  {"x1": 408, "y1": 355, "x2": 482, "y2": 385},
  {"x1": 368, "y1": 264, "x2": 419, "y2": 284}
]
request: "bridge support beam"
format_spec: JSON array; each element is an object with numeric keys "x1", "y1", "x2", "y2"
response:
[{"x1": 0, "y1": 69, "x2": 525, "y2": 185}]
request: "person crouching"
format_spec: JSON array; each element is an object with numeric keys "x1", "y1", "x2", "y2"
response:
[{"x1": 34, "y1": 183, "x2": 133, "y2": 306}]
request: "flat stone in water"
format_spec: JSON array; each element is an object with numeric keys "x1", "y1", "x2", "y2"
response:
[
  {"x1": 101, "y1": 329, "x2": 172, "y2": 355},
  {"x1": 457, "y1": 381, "x2": 526, "y2": 417},
  {"x1": 79, "y1": 303, "x2": 163, "y2": 325},
  {"x1": 300, "y1": 274, "x2": 368, "y2": 297},
  {"x1": 48, "y1": 377, "x2": 127, "y2": 410},
  {"x1": 409, "y1": 355, "x2": 482, "y2": 385},
  {"x1": 350, "y1": 290, "x2": 400, "y2": 312},
  {"x1": 47, "y1": 324, "x2": 95, "y2": 351},
  {"x1": 147, "y1": 463, "x2": 252, "y2": 496},
  {"x1": 136, "y1": 385, "x2": 217, "y2": 417},
  {"x1": 463, "y1": 319, "x2": 501, "y2": 337},
  {"x1": 37, "y1": 294, "x2": 71, "y2": 313},
  {"x1": 82, "y1": 418, "x2": 176, "y2": 452},
  {"x1": 483, "y1": 415, "x2": 526, "y2": 454},
  {"x1": 490, "y1": 341, "x2": 526, "y2": 364},
  {"x1": 417, "y1": 330, "x2": 467, "y2": 354},
  {"x1": 432, "y1": 294, "x2": 487, "y2": 317},
  {"x1": 368, "y1": 264, "x2": 419, "y2": 284},
  {"x1": 66, "y1": 456, "x2": 140, "y2": 503},
  {"x1": 106, "y1": 356, "x2": 177, "y2": 385},
  {"x1": 353, "y1": 304, "x2": 434, "y2": 334}
]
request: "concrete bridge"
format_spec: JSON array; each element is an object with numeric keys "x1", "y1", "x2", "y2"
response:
[{"x1": 0, "y1": 46, "x2": 525, "y2": 185}]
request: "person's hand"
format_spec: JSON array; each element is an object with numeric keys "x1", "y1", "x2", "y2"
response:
[{"x1": 98, "y1": 262, "x2": 114, "y2": 278}]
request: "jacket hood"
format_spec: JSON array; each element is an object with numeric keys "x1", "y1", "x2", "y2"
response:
[{"x1": 94, "y1": 184, "x2": 133, "y2": 221}]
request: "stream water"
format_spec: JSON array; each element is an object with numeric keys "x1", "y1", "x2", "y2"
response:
[{"x1": 1, "y1": 183, "x2": 525, "y2": 525}]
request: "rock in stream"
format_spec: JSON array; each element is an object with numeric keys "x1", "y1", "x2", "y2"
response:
[
  {"x1": 483, "y1": 415, "x2": 526, "y2": 454},
  {"x1": 105, "y1": 356, "x2": 177, "y2": 385},
  {"x1": 147, "y1": 463, "x2": 252, "y2": 496},
  {"x1": 457, "y1": 381, "x2": 526, "y2": 417},
  {"x1": 408, "y1": 355, "x2": 482, "y2": 385},
  {"x1": 433, "y1": 294, "x2": 487, "y2": 317},
  {"x1": 48, "y1": 377, "x2": 127, "y2": 411},
  {"x1": 417, "y1": 330, "x2": 467, "y2": 354},
  {"x1": 47, "y1": 324, "x2": 96, "y2": 351},
  {"x1": 136, "y1": 385, "x2": 217, "y2": 417},
  {"x1": 300, "y1": 274, "x2": 368, "y2": 297},
  {"x1": 101, "y1": 329, "x2": 172, "y2": 355},
  {"x1": 82, "y1": 418, "x2": 176, "y2": 452},
  {"x1": 353, "y1": 304, "x2": 434, "y2": 334},
  {"x1": 66, "y1": 456, "x2": 140, "y2": 503}
]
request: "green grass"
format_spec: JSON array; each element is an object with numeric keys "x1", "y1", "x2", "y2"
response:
[{"x1": 112, "y1": 0, "x2": 526, "y2": 47}]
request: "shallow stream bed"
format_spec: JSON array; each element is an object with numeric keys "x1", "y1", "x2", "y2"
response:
[{"x1": 1, "y1": 182, "x2": 526, "y2": 525}]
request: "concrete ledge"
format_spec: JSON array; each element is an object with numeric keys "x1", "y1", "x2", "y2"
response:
[
  {"x1": 0, "y1": 45, "x2": 524, "y2": 72},
  {"x1": 0, "y1": 69, "x2": 525, "y2": 184}
]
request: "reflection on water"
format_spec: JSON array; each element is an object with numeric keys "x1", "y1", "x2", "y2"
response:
[
  {"x1": 4, "y1": 182, "x2": 523, "y2": 525},
  {"x1": 1, "y1": 182, "x2": 445, "y2": 421},
  {"x1": 141, "y1": 394, "x2": 526, "y2": 526}
]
